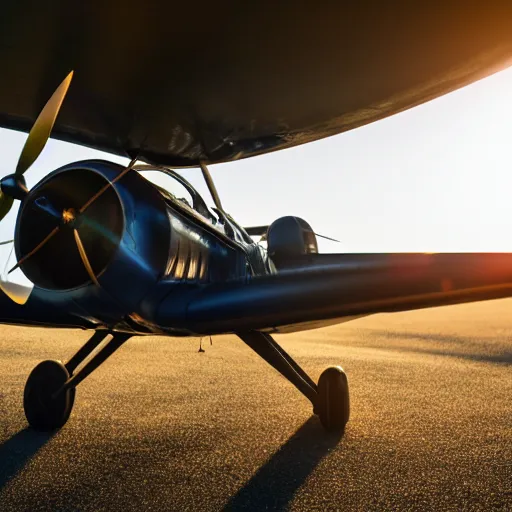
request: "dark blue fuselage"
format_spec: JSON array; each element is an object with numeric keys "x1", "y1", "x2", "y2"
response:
[{"x1": 0, "y1": 160, "x2": 270, "y2": 335}]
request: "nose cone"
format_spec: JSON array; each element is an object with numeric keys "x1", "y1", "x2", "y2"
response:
[{"x1": 0, "y1": 174, "x2": 28, "y2": 201}]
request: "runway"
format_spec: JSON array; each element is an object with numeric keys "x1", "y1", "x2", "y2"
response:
[{"x1": 0, "y1": 299, "x2": 511, "y2": 511}]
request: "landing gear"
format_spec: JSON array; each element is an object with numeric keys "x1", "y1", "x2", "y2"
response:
[
  {"x1": 316, "y1": 366, "x2": 350, "y2": 432},
  {"x1": 24, "y1": 360, "x2": 75, "y2": 431},
  {"x1": 23, "y1": 328, "x2": 349, "y2": 433},
  {"x1": 237, "y1": 331, "x2": 350, "y2": 432},
  {"x1": 24, "y1": 330, "x2": 130, "y2": 431}
]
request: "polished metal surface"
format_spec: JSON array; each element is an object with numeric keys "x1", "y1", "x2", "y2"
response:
[
  {"x1": 4, "y1": 163, "x2": 512, "y2": 336},
  {"x1": 176, "y1": 253, "x2": 512, "y2": 334},
  {"x1": 2, "y1": 160, "x2": 255, "y2": 332},
  {"x1": 11, "y1": 160, "x2": 168, "y2": 327}
]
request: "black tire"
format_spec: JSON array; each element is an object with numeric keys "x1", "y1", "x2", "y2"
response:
[
  {"x1": 24, "y1": 360, "x2": 75, "y2": 431},
  {"x1": 316, "y1": 366, "x2": 350, "y2": 432}
]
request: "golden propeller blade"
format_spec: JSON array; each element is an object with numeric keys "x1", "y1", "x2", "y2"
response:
[
  {"x1": 0, "y1": 191, "x2": 14, "y2": 223},
  {"x1": 6, "y1": 153, "x2": 133, "y2": 279},
  {"x1": 73, "y1": 228, "x2": 100, "y2": 287},
  {"x1": 0, "y1": 279, "x2": 33, "y2": 305},
  {"x1": 15, "y1": 71, "x2": 74, "y2": 176},
  {"x1": 79, "y1": 157, "x2": 137, "y2": 214},
  {"x1": 8, "y1": 225, "x2": 60, "y2": 274}
]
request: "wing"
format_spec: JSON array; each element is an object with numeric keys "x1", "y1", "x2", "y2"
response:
[
  {"x1": 154, "y1": 253, "x2": 512, "y2": 334},
  {"x1": 0, "y1": 287, "x2": 95, "y2": 330},
  {"x1": 0, "y1": 2, "x2": 511, "y2": 166}
]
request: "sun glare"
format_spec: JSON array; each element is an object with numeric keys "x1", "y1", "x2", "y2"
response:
[{"x1": 212, "y1": 64, "x2": 512, "y2": 254}]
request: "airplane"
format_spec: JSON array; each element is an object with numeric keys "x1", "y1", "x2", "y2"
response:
[{"x1": 0, "y1": 2, "x2": 512, "y2": 434}]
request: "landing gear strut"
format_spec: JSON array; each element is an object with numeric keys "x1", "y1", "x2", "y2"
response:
[
  {"x1": 237, "y1": 331, "x2": 350, "y2": 432},
  {"x1": 24, "y1": 330, "x2": 131, "y2": 431},
  {"x1": 24, "y1": 329, "x2": 348, "y2": 432}
]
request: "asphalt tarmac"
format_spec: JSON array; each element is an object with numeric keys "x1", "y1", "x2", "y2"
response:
[{"x1": 0, "y1": 300, "x2": 511, "y2": 511}]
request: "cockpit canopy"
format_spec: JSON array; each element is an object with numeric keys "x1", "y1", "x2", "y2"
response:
[{"x1": 137, "y1": 166, "x2": 218, "y2": 225}]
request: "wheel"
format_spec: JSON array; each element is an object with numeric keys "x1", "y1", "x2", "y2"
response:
[
  {"x1": 24, "y1": 360, "x2": 75, "y2": 431},
  {"x1": 316, "y1": 366, "x2": 350, "y2": 432}
]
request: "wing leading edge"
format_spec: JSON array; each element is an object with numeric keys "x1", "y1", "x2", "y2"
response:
[{"x1": 154, "y1": 253, "x2": 512, "y2": 334}]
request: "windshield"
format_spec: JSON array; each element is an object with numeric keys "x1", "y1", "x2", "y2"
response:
[{"x1": 137, "y1": 167, "x2": 218, "y2": 225}]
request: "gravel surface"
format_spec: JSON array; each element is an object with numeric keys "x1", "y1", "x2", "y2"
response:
[{"x1": 0, "y1": 299, "x2": 511, "y2": 511}]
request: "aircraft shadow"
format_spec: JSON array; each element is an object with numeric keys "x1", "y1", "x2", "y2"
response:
[
  {"x1": 224, "y1": 416, "x2": 343, "y2": 511},
  {"x1": 365, "y1": 330, "x2": 512, "y2": 365},
  {"x1": 0, "y1": 428, "x2": 54, "y2": 491}
]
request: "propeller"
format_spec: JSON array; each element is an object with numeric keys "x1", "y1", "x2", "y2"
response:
[
  {"x1": 0, "y1": 239, "x2": 32, "y2": 304},
  {"x1": 0, "y1": 71, "x2": 136, "y2": 305},
  {"x1": 8, "y1": 158, "x2": 136, "y2": 277},
  {"x1": 313, "y1": 232, "x2": 341, "y2": 243},
  {"x1": 0, "y1": 279, "x2": 33, "y2": 305},
  {"x1": 245, "y1": 225, "x2": 341, "y2": 244},
  {"x1": 0, "y1": 72, "x2": 73, "y2": 303},
  {"x1": 0, "y1": 71, "x2": 73, "y2": 221}
]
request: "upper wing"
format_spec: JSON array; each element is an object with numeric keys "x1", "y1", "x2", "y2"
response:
[
  {"x1": 0, "y1": 2, "x2": 511, "y2": 166},
  {"x1": 154, "y1": 253, "x2": 512, "y2": 334}
]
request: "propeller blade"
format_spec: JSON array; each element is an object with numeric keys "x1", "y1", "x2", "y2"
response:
[
  {"x1": 8, "y1": 225, "x2": 60, "y2": 274},
  {"x1": 0, "y1": 239, "x2": 33, "y2": 304},
  {"x1": 245, "y1": 225, "x2": 340, "y2": 244},
  {"x1": 0, "y1": 279, "x2": 33, "y2": 305},
  {"x1": 0, "y1": 191, "x2": 14, "y2": 223},
  {"x1": 315, "y1": 232, "x2": 341, "y2": 243},
  {"x1": 79, "y1": 158, "x2": 137, "y2": 214},
  {"x1": 73, "y1": 228, "x2": 100, "y2": 287},
  {"x1": 5, "y1": 151, "x2": 132, "y2": 280},
  {"x1": 258, "y1": 230, "x2": 340, "y2": 244},
  {"x1": 15, "y1": 71, "x2": 73, "y2": 177}
]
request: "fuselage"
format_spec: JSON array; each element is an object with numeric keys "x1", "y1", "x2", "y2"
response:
[{"x1": 0, "y1": 160, "x2": 272, "y2": 335}]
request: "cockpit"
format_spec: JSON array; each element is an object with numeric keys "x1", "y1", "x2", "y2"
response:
[
  {"x1": 135, "y1": 164, "x2": 252, "y2": 246},
  {"x1": 136, "y1": 165, "x2": 218, "y2": 224}
]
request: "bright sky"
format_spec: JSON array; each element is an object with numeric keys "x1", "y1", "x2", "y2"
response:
[{"x1": 1, "y1": 64, "x2": 512, "y2": 258}]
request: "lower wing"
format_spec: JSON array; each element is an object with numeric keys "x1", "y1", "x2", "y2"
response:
[
  {"x1": 0, "y1": 287, "x2": 94, "y2": 330},
  {"x1": 155, "y1": 253, "x2": 512, "y2": 334}
]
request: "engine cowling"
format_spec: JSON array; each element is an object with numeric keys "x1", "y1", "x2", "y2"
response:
[
  {"x1": 15, "y1": 160, "x2": 171, "y2": 321},
  {"x1": 14, "y1": 159, "x2": 248, "y2": 329},
  {"x1": 266, "y1": 216, "x2": 318, "y2": 268}
]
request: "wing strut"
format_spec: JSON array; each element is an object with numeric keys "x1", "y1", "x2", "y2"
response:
[{"x1": 199, "y1": 161, "x2": 224, "y2": 212}]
